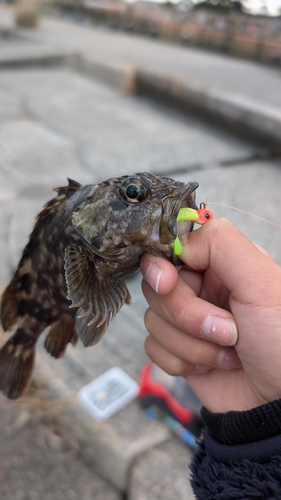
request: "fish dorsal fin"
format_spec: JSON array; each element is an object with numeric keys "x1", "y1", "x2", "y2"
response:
[
  {"x1": 34, "y1": 178, "x2": 82, "y2": 226},
  {"x1": 53, "y1": 178, "x2": 82, "y2": 195},
  {"x1": 64, "y1": 245, "x2": 131, "y2": 346}
]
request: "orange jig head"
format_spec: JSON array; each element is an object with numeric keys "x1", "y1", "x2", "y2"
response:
[{"x1": 196, "y1": 203, "x2": 214, "y2": 225}]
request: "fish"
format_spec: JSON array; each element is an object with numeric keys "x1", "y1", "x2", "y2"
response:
[{"x1": 0, "y1": 172, "x2": 199, "y2": 399}]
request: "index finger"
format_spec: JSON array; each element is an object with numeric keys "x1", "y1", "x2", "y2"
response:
[{"x1": 182, "y1": 217, "x2": 281, "y2": 306}]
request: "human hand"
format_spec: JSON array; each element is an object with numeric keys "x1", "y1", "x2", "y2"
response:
[{"x1": 140, "y1": 218, "x2": 281, "y2": 413}]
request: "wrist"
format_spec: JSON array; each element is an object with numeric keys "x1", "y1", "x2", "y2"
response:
[{"x1": 202, "y1": 399, "x2": 281, "y2": 445}]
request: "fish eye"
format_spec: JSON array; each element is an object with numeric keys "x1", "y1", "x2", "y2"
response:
[
  {"x1": 126, "y1": 184, "x2": 139, "y2": 199},
  {"x1": 120, "y1": 177, "x2": 148, "y2": 203}
]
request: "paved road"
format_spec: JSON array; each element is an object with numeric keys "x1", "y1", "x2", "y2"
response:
[
  {"x1": 0, "y1": 16, "x2": 281, "y2": 500},
  {"x1": 28, "y1": 16, "x2": 281, "y2": 109}
]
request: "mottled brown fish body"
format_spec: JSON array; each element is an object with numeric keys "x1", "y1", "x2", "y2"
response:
[{"x1": 0, "y1": 173, "x2": 198, "y2": 399}]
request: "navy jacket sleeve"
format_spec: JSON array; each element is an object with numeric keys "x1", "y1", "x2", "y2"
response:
[{"x1": 190, "y1": 400, "x2": 281, "y2": 499}]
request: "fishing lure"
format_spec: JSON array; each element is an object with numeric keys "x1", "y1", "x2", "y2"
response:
[{"x1": 173, "y1": 203, "x2": 214, "y2": 255}]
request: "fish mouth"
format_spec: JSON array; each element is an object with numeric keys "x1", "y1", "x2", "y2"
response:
[{"x1": 160, "y1": 181, "x2": 199, "y2": 245}]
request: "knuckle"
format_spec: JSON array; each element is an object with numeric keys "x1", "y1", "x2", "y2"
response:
[
  {"x1": 165, "y1": 358, "x2": 193, "y2": 377},
  {"x1": 172, "y1": 301, "x2": 189, "y2": 331}
]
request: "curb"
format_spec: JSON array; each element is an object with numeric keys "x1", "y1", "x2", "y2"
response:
[
  {"x1": 75, "y1": 56, "x2": 129, "y2": 93},
  {"x1": 135, "y1": 68, "x2": 281, "y2": 154},
  {"x1": 32, "y1": 354, "x2": 171, "y2": 491},
  {"x1": 0, "y1": 36, "x2": 280, "y2": 153},
  {"x1": 73, "y1": 56, "x2": 281, "y2": 154},
  {"x1": 0, "y1": 45, "x2": 80, "y2": 69}
]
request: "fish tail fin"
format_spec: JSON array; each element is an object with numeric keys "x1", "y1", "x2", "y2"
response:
[
  {"x1": 44, "y1": 315, "x2": 78, "y2": 359},
  {"x1": 0, "y1": 332, "x2": 35, "y2": 399}
]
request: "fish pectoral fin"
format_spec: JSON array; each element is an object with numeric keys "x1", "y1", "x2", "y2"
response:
[
  {"x1": 64, "y1": 245, "x2": 131, "y2": 347},
  {"x1": 45, "y1": 314, "x2": 78, "y2": 359}
]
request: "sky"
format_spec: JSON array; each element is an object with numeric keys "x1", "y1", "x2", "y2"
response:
[
  {"x1": 184, "y1": 0, "x2": 281, "y2": 15},
  {"x1": 242, "y1": 0, "x2": 281, "y2": 15},
  {"x1": 187, "y1": 0, "x2": 281, "y2": 15},
  {"x1": 143, "y1": 0, "x2": 281, "y2": 16}
]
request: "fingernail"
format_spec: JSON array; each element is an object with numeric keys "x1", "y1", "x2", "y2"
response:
[
  {"x1": 216, "y1": 347, "x2": 241, "y2": 369},
  {"x1": 143, "y1": 262, "x2": 163, "y2": 294},
  {"x1": 201, "y1": 315, "x2": 238, "y2": 346}
]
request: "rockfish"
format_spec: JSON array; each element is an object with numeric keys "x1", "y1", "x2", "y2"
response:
[{"x1": 0, "y1": 172, "x2": 199, "y2": 399}]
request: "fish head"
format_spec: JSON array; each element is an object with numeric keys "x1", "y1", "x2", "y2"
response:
[{"x1": 71, "y1": 172, "x2": 199, "y2": 261}]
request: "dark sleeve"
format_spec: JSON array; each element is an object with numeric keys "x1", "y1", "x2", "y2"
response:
[{"x1": 190, "y1": 400, "x2": 281, "y2": 499}]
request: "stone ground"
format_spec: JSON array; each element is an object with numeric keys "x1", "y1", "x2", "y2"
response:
[
  {"x1": 0, "y1": 390, "x2": 120, "y2": 500},
  {"x1": 25, "y1": 15, "x2": 281, "y2": 109},
  {"x1": 0, "y1": 12, "x2": 281, "y2": 500},
  {"x1": 19, "y1": 15, "x2": 281, "y2": 151}
]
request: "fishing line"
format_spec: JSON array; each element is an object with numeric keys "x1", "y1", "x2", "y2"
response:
[{"x1": 207, "y1": 201, "x2": 281, "y2": 229}]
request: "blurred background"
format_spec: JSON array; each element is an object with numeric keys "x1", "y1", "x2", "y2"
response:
[
  {"x1": 0, "y1": 1, "x2": 281, "y2": 499},
  {"x1": 4, "y1": 0, "x2": 281, "y2": 63}
]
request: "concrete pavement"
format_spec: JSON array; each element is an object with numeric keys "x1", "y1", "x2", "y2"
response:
[
  {"x1": 1, "y1": 12, "x2": 281, "y2": 148},
  {"x1": 0, "y1": 12, "x2": 281, "y2": 500},
  {"x1": 0, "y1": 388, "x2": 121, "y2": 500},
  {"x1": 12, "y1": 14, "x2": 281, "y2": 152}
]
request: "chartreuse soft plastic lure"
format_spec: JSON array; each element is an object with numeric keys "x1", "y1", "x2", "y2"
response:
[{"x1": 173, "y1": 205, "x2": 214, "y2": 256}]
